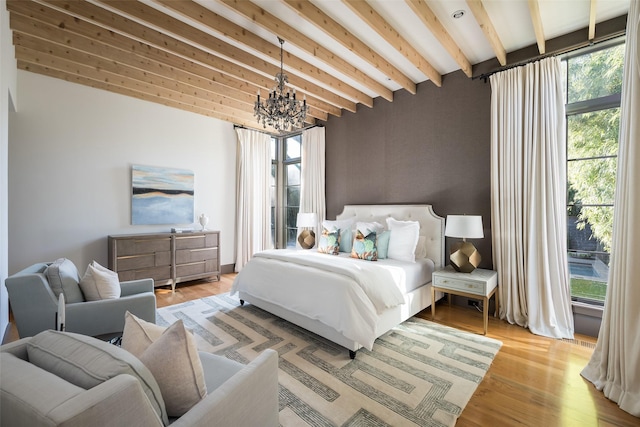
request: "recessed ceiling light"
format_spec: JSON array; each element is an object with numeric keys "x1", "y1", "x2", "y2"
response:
[{"x1": 452, "y1": 10, "x2": 465, "y2": 19}]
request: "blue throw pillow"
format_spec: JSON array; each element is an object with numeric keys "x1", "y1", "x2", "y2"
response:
[{"x1": 377, "y1": 230, "x2": 391, "y2": 259}]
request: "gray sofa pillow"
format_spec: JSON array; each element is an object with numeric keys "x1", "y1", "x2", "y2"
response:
[
  {"x1": 45, "y1": 258, "x2": 84, "y2": 303},
  {"x1": 26, "y1": 330, "x2": 168, "y2": 426}
]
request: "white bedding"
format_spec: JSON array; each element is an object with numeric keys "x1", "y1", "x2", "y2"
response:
[{"x1": 231, "y1": 249, "x2": 435, "y2": 350}]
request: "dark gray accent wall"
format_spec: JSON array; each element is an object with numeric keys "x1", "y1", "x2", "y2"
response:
[{"x1": 324, "y1": 70, "x2": 493, "y2": 269}]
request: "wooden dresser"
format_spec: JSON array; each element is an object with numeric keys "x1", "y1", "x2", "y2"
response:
[{"x1": 108, "y1": 231, "x2": 220, "y2": 292}]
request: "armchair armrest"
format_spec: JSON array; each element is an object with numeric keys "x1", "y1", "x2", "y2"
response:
[
  {"x1": 48, "y1": 374, "x2": 163, "y2": 427},
  {"x1": 120, "y1": 278, "x2": 155, "y2": 297},
  {"x1": 172, "y1": 349, "x2": 279, "y2": 427},
  {"x1": 5, "y1": 273, "x2": 58, "y2": 338},
  {"x1": 65, "y1": 292, "x2": 156, "y2": 337}
]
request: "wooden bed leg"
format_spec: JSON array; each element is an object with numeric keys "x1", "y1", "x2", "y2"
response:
[
  {"x1": 240, "y1": 299, "x2": 245, "y2": 306},
  {"x1": 349, "y1": 350, "x2": 356, "y2": 360}
]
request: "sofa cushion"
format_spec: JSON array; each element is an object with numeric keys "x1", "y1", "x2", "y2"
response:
[
  {"x1": 122, "y1": 313, "x2": 207, "y2": 417},
  {"x1": 45, "y1": 258, "x2": 84, "y2": 303},
  {"x1": 198, "y1": 351, "x2": 244, "y2": 391},
  {"x1": 79, "y1": 261, "x2": 121, "y2": 301},
  {"x1": 26, "y1": 330, "x2": 168, "y2": 426},
  {"x1": 0, "y1": 352, "x2": 84, "y2": 426}
]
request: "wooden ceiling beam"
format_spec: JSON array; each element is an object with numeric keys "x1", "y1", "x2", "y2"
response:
[
  {"x1": 527, "y1": 0, "x2": 546, "y2": 54},
  {"x1": 90, "y1": 0, "x2": 353, "y2": 112},
  {"x1": 283, "y1": 0, "x2": 417, "y2": 95},
  {"x1": 466, "y1": 0, "x2": 506, "y2": 66},
  {"x1": 342, "y1": 0, "x2": 441, "y2": 87},
  {"x1": 218, "y1": 0, "x2": 391, "y2": 104},
  {"x1": 405, "y1": 0, "x2": 473, "y2": 78},
  {"x1": 15, "y1": 48, "x2": 264, "y2": 125},
  {"x1": 28, "y1": 0, "x2": 343, "y2": 116},
  {"x1": 156, "y1": 0, "x2": 372, "y2": 108},
  {"x1": 589, "y1": 0, "x2": 597, "y2": 40},
  {"x1": 18, "y1": 60, "x2": 272, "y2": 128},
  {"x1": 11, "y1": 19, "x2": 329, "y2": 122}
]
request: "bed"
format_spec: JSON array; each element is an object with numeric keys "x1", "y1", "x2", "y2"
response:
[{"x1": 231, "y1": 204, "x2": 445, "y2": 358}]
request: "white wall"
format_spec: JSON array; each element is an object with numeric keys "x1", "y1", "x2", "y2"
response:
[
  {"x1": 9, "y1": 71, "x2": 237, "y2": 276},
  {"x1": 1, "y1": 0, "x2": 18, "y2": 340}
]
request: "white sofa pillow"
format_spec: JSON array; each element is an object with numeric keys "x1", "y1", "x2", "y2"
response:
[
  {"x1": 386, "y1": 217, "x2": 420, "y2": 262},
  {"x1": 79, "y1": 261, "x2": 121, "y2": 301}
]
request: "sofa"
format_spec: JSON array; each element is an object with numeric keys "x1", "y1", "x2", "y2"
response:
[
  {"x1": 0, "y1": 330, "x2": 279, "y2": 427},
  {"x1": 5, "y1": 260, "x2": 156, "y2": 338}
]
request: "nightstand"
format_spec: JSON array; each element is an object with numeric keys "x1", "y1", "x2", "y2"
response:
[{"x1": 431, "y1": 266, "x2": 498, "y2": 335}]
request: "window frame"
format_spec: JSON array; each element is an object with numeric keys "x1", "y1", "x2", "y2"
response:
[
  {"x1": 562, "y1": 38, "x2": 625, "y2": 305},
  {"x1": 270, "y1": 132, "x2": 303, "y2": 249}
]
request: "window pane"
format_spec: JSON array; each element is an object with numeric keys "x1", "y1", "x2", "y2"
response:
[
  {"x1": 567, "y1": 44, "x2": 624, "y2": 103},
  {"x1": 285, "y1": 135, "x2": 301, "y2": 160},
  {"x1": 286, "y1": 227, "x2": 298, "y2": 248},
  {"x1": 567, "y1": 108, "x2": 620, "y2": 159},
  {"x1": 286, "y1": 186, "x2": 299, "y2": 207},
  {"x1": 270, "y1": 137, "x2": 277, "y2": 161},
  {"x1": 568, "y1": 157, "x2": 617, "y2": 205},
  {"x1": 286, "y1": 164, "x2": 301, "y2": 186}
]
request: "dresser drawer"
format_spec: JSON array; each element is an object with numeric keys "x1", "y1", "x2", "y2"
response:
[
  {"x1": 175, "y1": 247, "x2": 218, "y2": 264},
  {"x1": 433, "y1": 275, "x2": 487, "y2": 294}
]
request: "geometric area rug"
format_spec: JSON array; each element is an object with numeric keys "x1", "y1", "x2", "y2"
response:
[{"x1": 157, "y1": 293, "x2": 502, "y2": 427}]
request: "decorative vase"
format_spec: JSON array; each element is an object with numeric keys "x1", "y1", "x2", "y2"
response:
[{"x1": 198, "y1": 213, "x2": 209, "y2": 231}]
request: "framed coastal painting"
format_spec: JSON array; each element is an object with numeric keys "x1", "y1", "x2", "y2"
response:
[{"x1": 131, "y1": 164, "x2": 194, "y2": 225}]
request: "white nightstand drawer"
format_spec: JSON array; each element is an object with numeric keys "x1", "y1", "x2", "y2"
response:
[
  {"x1": 433, "y1": 275, "x2": 487, "y2": 294},
  {"x1": 432, "y1": 266, "x2": 498, "y2": 297}
]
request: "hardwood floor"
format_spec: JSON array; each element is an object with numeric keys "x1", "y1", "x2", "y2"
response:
[
  {"x1": 5, "y1": 274, "x2": 638, "y2": 426},
  {"x1": 161, "y1": 275, "x2": 638, "y2": 427}
]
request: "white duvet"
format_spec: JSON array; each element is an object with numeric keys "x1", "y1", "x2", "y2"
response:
[{"x1": 231, "y1": 249, "x2": 434, "y2": 350}]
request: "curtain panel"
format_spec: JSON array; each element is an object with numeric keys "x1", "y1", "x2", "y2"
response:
[
  {"x1": 581, "y1": 2, "x2": 640, "y2": 417},
  {"x1": 299, "y1": 126, "x2": 326, "y2": 236},
  {"x1": 490, "y1": 57, "x2": 574, "y2": 339},
  {"x1": 234, "y1": 128, "x2": 271, "y2": 272}
]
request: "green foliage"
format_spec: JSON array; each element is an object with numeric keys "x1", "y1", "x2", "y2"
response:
[
  {"x1": 571, "y1": 277, "x2": 607, "y2": 301},
  {"x1": 566, "y1": 44, "x2": 624, "y2": 253}
]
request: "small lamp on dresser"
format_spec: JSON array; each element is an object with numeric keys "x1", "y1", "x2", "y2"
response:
[
  {"x1": 445, "y1": 215, "x2": 484, "y2": 273},
  {"x1": 297, "y1": 212, "x2": 318, "y2": 249}
]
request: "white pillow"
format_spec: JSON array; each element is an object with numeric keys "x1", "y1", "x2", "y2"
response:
[
  {"x1": 356, "y1": 221, "x2": 384, "y2": 237},
  {"x1": 322, "y1": 218, "x2": 354, "y2": 232},
  {"x1": 415, "y1": 236, "x2": 428, "y2": 259},
  {"x1": 79, "y1": 261, "x2": 121, "y2": 301},
  {"x1": 386, "y1": 218, "x2": 420, "y2": 262},
  {"x1": 122, "y1": 312, "x2": 207, "y2": 417}
]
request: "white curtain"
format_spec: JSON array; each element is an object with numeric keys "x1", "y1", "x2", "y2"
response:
[
  {"x1": 581, "y1": 3, "x2": 640, "y2": 417},
  {"x1": 490, "y1": 57, "x2": 574, "y2": 339},
  {"x1": 299, "y1": 126, "x2": 326, "y2": 237},
  {"x1": 234, "y1": 128, "x2": 271, "y2": 272}
]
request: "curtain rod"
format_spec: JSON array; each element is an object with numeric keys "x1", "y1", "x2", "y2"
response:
[
  {"x1": 233, "y1": 123, "x2": 323, "y2": 136},
  {"x1": 474, "y1": 32, "x2": 626, "y2": 83}
]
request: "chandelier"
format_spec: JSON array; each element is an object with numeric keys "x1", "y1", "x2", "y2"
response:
[{"x1": 255, "y1": 38, "x2": 309, "y2": 132}]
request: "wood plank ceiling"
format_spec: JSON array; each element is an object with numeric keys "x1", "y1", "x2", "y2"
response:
[{"x1": 6, "y1": 0, "x2": 630, "y2": 132}]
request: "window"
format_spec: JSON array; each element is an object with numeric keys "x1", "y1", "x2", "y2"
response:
[
  {"x1": 562, "y1": 40, "x2": 625, "y2": 304},
  {"x1": 270, "y1": 133, "x2": 302, "y2": 248}
]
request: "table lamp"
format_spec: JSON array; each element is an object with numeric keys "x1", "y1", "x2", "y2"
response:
[
  {"x1": 297, "y1": 212, "x2": 317, "y2": 249},
  {"x1": 445, "y1": 215, "x2": 484, "y2": 273}
]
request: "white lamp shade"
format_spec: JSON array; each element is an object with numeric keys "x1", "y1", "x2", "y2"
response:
[
  {"x1": 296, "y1": 212, "x2": 317, "y2": 228},
  {"x1": 445, "y1": 215, "x2": 484, "y2": 239}
]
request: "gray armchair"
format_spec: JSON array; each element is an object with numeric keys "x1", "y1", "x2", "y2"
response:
[{"x1": 5, "y1": 260, "x2": 156, "y2": 338}]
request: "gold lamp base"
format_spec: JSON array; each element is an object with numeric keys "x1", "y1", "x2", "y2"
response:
[
  {"x1": 450, "y1": 241, "x2": 481, "y2": 273},
  {"x1": 298, "y1": 230, "x2": 316, "y2": 249}
]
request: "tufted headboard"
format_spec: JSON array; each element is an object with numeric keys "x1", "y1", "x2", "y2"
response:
[{"x1": 336, "y1": 204, "x2": 445, "y2": 268}]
